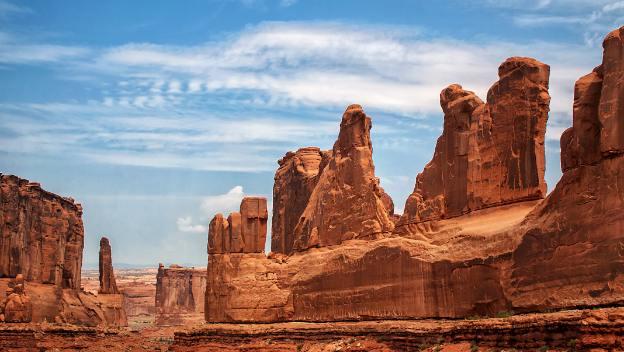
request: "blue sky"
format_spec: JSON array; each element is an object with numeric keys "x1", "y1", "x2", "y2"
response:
[{"x1": 0, "y1": 0, "x2": 620, "y2": 266}]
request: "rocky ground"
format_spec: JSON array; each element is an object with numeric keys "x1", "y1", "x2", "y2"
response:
[{"x1": 1, "y1": 307, "x2": 622, "y2": 351}]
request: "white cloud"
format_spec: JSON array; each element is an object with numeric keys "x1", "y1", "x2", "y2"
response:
[
  {"x1": 168, "y1": 80, "x2": 182, "y2": 93},
  {"x1": 200, "y1": 186, "x2": 245, "y2": 218},
  {"x1": 176, "y1": 216, "x2": 207, "y2": 233}
]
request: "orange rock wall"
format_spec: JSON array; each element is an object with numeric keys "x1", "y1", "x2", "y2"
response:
[
  {"x1": 156, "y1": 265, "x2": 206, "y2": 325},
  {"x1": 0, "y1": 174, "x2": 84, "y2": 290},
  {"x1": 398, "y1": 58, "x2": 550, "y2": 231}
]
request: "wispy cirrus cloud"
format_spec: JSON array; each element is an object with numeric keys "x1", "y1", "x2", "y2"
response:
[{"x1": 0, "y1": 20, "x2": 605, "y2": 173}]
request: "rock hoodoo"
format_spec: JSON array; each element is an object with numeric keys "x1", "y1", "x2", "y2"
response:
[
  {"x1": 0, "y1": 174, "x2": 84, "y2": 289},
  {"x1": 271, "y1": 147, "x2": 330, "y2": 254},
  {"x1": 99, "y1": 237, "x2": 119, "y2": 294},
  {"x1": 203, "y1": 27, "x2": 624, "y2": 324},
  {"x1": 291, "y1": 104, "x2": 395, "y2": 250},
  {"x1": 397, "y1": 58, "x2": 550, "y2": 232},
  {"x1": 155, "y1": 264, "x2": 206, "y2": 325}
]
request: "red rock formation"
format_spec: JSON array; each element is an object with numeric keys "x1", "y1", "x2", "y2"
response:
[
  {"x1": 397, "y1": 58, "x2": 550, "y2": 232},
  {"x1": 203, "y1": 27, "x2": 624, "y2": 325},
  {"x1": 240, "y1": 197, "x2": 268, "y2": 253},
  {"x1": 0, "y1": 174, "x2": 126, "y2": 326},
  {"x1": 98, "y1": 237, "x2": 119, "y2": 294},
  {"x1": 292, "y1": 105, "x2": 395, "y2": 250},
  {"x1": 271, "y1": 147, "x2": 330, "y2": 254},
  {"x1": 0, "y1": 274, "x2": 32, "y2": 323},
  {"x1": 507, "y1": 26, "x2": 624, "y2": 310},
  {"x1": 155, "y1": 264, "x2": 206, "y2": 325},
  {"x1": 0, "y1": 174, "x2": 84, "y2": 289},
  {"x1": 208, "y1": 197, "x2": 268, "y2": 254}
]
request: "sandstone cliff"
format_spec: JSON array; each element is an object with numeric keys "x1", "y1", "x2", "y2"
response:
[
  {"x1": 0, "y1": 175, "x2": 126, "y2": 326},
  {"x1": 203, "y1": 26, "x2": 624, "y2": 324},
  {"x1": 0, "y1": 174, "x2": 84, "y2": 289},
  {"x1": 397, "y1": 58, "x2": 550, "y2": 233},
  {"x1": 98, "y1": 237, "x2": 119, "y2": 294},
  {"x1": 506, "y1": 26, "x2": 624, "y2": 310},
  {"x1": 156, "y1": 264, "x2": 206, "y2": 325}
]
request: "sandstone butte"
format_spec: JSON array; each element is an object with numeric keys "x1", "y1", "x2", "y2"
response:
[
  {"x1": 204, "y1": 26, "x2": 624, "y2": 324},
  {"x1": 0, "y1": 174, "x2": 127, "y2": 326},
  {"x1": 155, "y1": 263, "x2": 206, "y2": 326}
]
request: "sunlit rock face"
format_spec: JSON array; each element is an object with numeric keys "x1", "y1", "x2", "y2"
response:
[
  {"x1": 397, "y1": 57, "x2": 550, "y2": 234},
  {"x1": 98, "y1": 237, "x2": 119, "y2": 294},
  {"x1": 155, "y1": 264, "x2": 206, "y2": 325},
  {"x1": 0, "y1": 174, "x2": 84, "y2": 290},
  {"x1": 202, "y1": 26, "x2": 624, "y2": 324}
]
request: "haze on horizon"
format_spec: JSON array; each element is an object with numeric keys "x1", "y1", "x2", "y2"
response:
[{"x1": 0, "y1": 0, "x2": 619, "y2": 266}]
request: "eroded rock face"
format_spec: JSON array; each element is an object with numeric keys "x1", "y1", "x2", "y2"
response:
[
  {"x1": 0, "y1": 174, "x2": 84, "y2": 289},
  {"x1": 291, "y1": 105, "x2": 395, "y2": 250},
  {"x1": 271, "y1": 147, "x2": 330, "y2": 254},
  {"x1": 208, "y1": 197, "x2": 268, "y2": 254},
  {"x1": 155, "y1": 264, "x2": 207, "y2": 325},
  {"x1": 98, "y1": 237, "x2": 119, "y2": 294},
  {"x1": 508, "y1": 27, "x2": 624, "y2": 310},
  {"x1": 204, "y1": 27, "x2": 624, "y2": 324},
  {"x1": 397, "y1": 58, "x2": 550, "y2": 232},
  {"x1": 0, "y1": 274, "x2": 32, "y2": 323}
]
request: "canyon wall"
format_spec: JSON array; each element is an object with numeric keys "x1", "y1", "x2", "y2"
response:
[
  {"x1": 156, "y1": 264, "x2": 206, "y2": 325},
  {"x1": 396, "y1": 57, "x2": 550, "y2": 233},
  {"x1": 204, "y1": 26, "x2": 624, "y2": 324},
  {"x1": 0, "y1": 174, "x2": 84, "y2": 289},
  {"x1": 505, "y1": 27, "x2": 624, "y2": 310},
  {"x1": 0, "y1": 175, "x2": 126, "y2": 326}
]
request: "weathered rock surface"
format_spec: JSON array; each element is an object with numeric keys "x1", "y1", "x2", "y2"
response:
[
  {"x1": 98, "y1": 237, "x2": 119, "y2": 294},
  {"x1": 209, "y1": 197, "x2": 268, "y2": 254},
  {"x1": 271, "y1": 147, "x2": 330, "y2": 254},
  {"x1": 397, "y1": 57, "x2": 550, "y2": 232},
  {"x1": 177, "y1": 307, "x2": 624, "y2": 352},
  {"x1": 156, "y1": 264, "x2": 206, "y2": 325},
  {"x1": 0, "y1": 174, "x2": 84, "y2": 289},
  {"x1": 0, "y1": 175, "x2": 127, "y2": 326},
  {"x1": 291, "y1": 105, "x2": 395, "y2": 250},
  {"x1": 204, "y1": 27, "x2": 624, "y2": 325},
  {"x1": 0, "y1": 274, "x2": 32, "y2": 323},
  {"x1": 508, "y1": 26, "x2": 624, "y2": 310}
]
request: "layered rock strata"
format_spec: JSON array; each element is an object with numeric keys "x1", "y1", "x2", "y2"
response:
[
  {"x1": 397, "y1": 58, "x2": 550, "y2": 232},
  {"x1": 156, "y1": 264, "x2": 206, "y2": 325},
  {"x1": 98, "y1": 237, "x2": 119, "y2": 294},
  {"x1": 0, "y1": 174, "x2": 126, "y2": 326},
  {"x1": 176, "y1": 307, "x2": 624, "y2": 352},
  {"x1": 204, "y1": 27, "x2": 624, "y2": 324},
  {"x1": 0, "y1": 174, "x2": 84, "y2": 289},
  {"x1": 507, "y1": 26, "x2": 624, "y2": 310}
]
